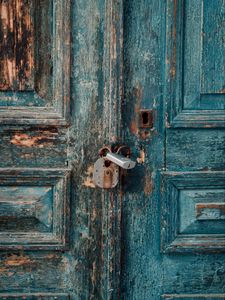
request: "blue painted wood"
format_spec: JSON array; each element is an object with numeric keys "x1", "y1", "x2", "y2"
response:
[
  {"x1": 165, "y1": 0, "x2": 225, "y2": 127},
  {"x1": 121, "y1": 0, "x2": 225, "y2": 299},
  {"x1": 0, "y1": 294, "x2": 69, "y2": 299},
  {"x1": 0, "y1": 169, "x2": 70, "y2": 250},
  {"x1": 0, "y1": 0, "x2": 124, "y2": 298},
  {"x1": 161, "y1": 171, "x2": 225, "y2": 252},
  {"x1": 0, "y1": 0, "x2": 224, "y2": 299},
  {"x1": 163, "y1": 295, "x2": 225, "y2": 300}
]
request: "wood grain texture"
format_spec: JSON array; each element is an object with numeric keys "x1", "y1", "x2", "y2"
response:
[
  {"x1": 67, "y1": 0, "x2": 123, "y2": 298},
  {"x1": 0, "y1": 0, "x2": 70, "y2": 125},
  {"x1": 165, "y1": 0, "x2": 225, "y2": 128},
  {"x1": 201, "y1": 0, "x2": 225, "y2": 94},
  {"x1": 196, "y1": 203, "x2": 225, "y2": 221},
  {"x1": 0, "y1": 0, "x2": 122, "y2": 297},
  {"x1": 163, "y1": 295, "x2": 225, "y2": 299},
  {"x1": 0, "y1": 0, "x2": 224, "y2": 299},
  {"x1": 161, "y1": 171, "x2": 225, "y2": 253},
  {"x1": 121, "y1": 0, "x2": 165, "y2": 299},
  {"x1": 0, "y1": 0, "x2": 34, "y2": 91},
  {"x1": 0, "y1": 168, "x2": 70, "y2": 250},
  {"x1": 166, "y1": 129, "x2": 225, "y2": 171},
  {"x1": 0, "y1": 293, "x2": 69, "y2": 299},
  {"x1": 0, "y1": 127, "x2": 68, "y2": 168},
  {"x1": 121, "y1": 0, "x2": 225, "y2": 299}
]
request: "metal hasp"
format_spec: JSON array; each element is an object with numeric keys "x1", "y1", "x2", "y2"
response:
[{"x1": 105, "y1": 152, "x2": 136, "y2": 169}]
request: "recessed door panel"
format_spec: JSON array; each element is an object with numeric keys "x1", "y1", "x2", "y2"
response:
[
  {"x1": 0, "y1": 169, "x2": 70, "y2": 249},
  {"x1": 0, "y1": 0, "x2": 70, "y2": 125},
  {"x1": 166, "y1": 0, "x2": 225, "y2": 127}
]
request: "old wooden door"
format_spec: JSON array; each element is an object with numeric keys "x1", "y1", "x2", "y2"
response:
[
  {"x1": 121, "y1": 0, "x2": 225, "y2": 299},
  {"x1": 0, "y1": 0, "x2": 225, "y2": 300},
  {"x1": 0, "y1": 0, "x2": 124, "y2": 299}
]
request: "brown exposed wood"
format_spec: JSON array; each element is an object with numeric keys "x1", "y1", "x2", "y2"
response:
[
  {"x1": 196, "y1": 203, "x2": 225, "y2": 220},
  {"x1": 10, "y1": 130, "x2": 59, "y2": 147},
  {"x1": 144, "y1": 172, "x2": 153, "y2": 196},
  {"x1": 0, "y1": 0, "x2": 34, "y2": 91},
  {"x1": 3, "y1": 254, "x2": 33, "y2": 267},
  {"x1": 82, "y1": 165, "x2": 95, "y2": 188},
  {"x1": 136, "y1": 150, "x2": 145, "y2": 164}
]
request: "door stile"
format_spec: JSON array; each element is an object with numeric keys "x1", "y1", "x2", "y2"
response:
[
  {"x1": 101, "y1": 0, "x2": 124, "y2": 299},
  {"x1": 69, "y1": 0, "x2": 124, "y2": 299}
]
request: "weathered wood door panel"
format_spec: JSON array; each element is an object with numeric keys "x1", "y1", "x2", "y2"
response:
[
  {"x1": 0, "y1": 0, "x2": 70, "y2": 125},
  {"x1": 0, "y1": 0, "x2": 123, "y2": 299},
  {"x1": 121, "y1": 0, "x2": 225, "y2": 299}
]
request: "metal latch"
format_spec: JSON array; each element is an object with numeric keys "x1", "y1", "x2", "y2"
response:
[{"x1": 93, "y1": 146, "x2": 136, "y2": 189}]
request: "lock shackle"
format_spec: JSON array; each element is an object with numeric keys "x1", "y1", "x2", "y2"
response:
[
  {"x1": 115, "y1": 145, "x2": 131, "y2": 157},
  {"x1": 98, "y1": 146, "x2": 112, "y2": 157},
  {"x1": 98, "y1": 145, "x2": 131, "y2": 158}
]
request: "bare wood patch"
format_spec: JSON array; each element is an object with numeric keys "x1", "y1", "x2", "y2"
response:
[
  {"x1": 10, "y1": 130, "x2": 59, "y2": 148},
  {"x1": 83, "y1": 165, "x2": 96, "y2": 188},
  {"x1": 0, "y1": 0, "x2": 34, "y2": 91},
  {"x1": 3, "y1": 254, "x2": 33, "y2": 267}
]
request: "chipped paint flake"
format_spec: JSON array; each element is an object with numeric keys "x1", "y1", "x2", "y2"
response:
[
  {"x1": 83, "y1": 165, "x2": 96, "y2": 188},
  {"x1": 137, "y1": 150, "x2": 145, "y2": 164}
]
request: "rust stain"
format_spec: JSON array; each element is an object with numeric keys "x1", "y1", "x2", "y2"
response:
[
  {"x1": 219, "y1": 87, "x2": 225, "y2": 93},
  {"x1": 133, "y1": 85, "x2": 143, "y2": 102},
  {"x1": 144, "y1": 173, "x2": 153, "y2": 196},
  {"x1": 83, "y1": 165, "x2": 96, "y2": 188},
  {"x1": 130, "y1": 120, "x2": 139, "y2": 136},
  {"x1": 4, "y1": 254, "x2": 33, "y2": 267},
  {"x1": 130, "y1": 84, "x2": 154, "y2": 139},
  {"x1": 137, "y1": 150, "x2": 145, "y2": 164},
  {"x1": 130, "y1": 85, "x2": 142, "y2": 137}
]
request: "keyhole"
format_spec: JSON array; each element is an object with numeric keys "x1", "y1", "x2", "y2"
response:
[
  {"x1": 104, "y1": 160, "x2": 111, "y2": 167},
  {"x1": 142, "y1": 112, "x2": 149, "y2": 125},
  {"x1": 140, "y1": 110, "x2": 153, "y2": 128}
]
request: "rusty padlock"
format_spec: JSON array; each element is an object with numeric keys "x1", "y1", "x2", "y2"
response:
[
  {"x1": 93, "y1": 157, "x2": 119, "y2": 189},
  {"x1": 93, "y1": 146, "x2": 136, "y2": 189}
]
